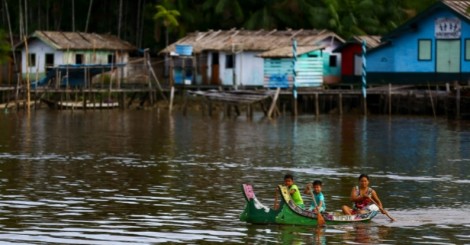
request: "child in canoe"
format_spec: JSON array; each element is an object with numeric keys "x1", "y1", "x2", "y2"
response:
[
  {"x1": 274, "y1": 174, "x2": 304, "y2": 209},
  {"x1": 304, "y1": 180, "x2": 326, "y2": 213}
]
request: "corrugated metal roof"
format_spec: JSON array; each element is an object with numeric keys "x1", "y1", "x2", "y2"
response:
[
  {"x1": 16, "y1": 31, "x2": 136, "y2": 51},
  {"x1": 443, "y1": 0, "x2": 470, "y2": 19},
  {"x1": 352, "y1": 36, "x2": 382, "y2": 49},
  {"x1": 257, "y1": 45, "x2": 323, "y2": 58},
  {"x1": 161, "y1": 29, "x2": 344, "y2": 54}
]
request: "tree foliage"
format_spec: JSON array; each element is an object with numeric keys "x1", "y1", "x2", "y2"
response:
[{"x1": 0, "y1": 0, "x2": 439, "y2": 53}]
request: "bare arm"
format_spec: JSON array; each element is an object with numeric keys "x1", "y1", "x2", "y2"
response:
[
  {"x1": 371, "y1": 190, "x2": 383, "y2": 209},
  {"x1": 303, "y1": 183, "x2": 312, "y2": 194},
  {"x1": 350, "y1": 187, "x2": 363, "y2": 202}
]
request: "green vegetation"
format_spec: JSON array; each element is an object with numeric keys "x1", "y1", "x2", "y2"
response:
[
  {"x1": 0, "y1": 0, "x2": 439, "y2": 52},
  {"x1": 0, "y1": 29, "x2": 10, "y2": 64}
]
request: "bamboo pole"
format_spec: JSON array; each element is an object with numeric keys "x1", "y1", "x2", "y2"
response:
[{"x1": 24, "y1": 37, "x2": 30, "y2": 113}]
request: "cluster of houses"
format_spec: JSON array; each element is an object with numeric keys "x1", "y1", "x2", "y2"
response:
[{"x1": 4, "y1": 0, "x2": 470, "y2": 89}]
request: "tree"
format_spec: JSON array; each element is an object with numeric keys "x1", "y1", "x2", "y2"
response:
[
  {"x1": 153, "y1": 3, "x2": 180, "y2": 76},
  {"x1": 153, "y1": 4, "x2": 180, "y2": 48}
]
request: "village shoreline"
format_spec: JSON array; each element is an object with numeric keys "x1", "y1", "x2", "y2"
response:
[{"x1": 1, "y1": 84, "x2": 467, "y2": 120}]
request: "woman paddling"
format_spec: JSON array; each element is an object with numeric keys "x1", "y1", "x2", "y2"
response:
[{"x1": 342, "y1": 174, "x2": 386, "y2": 215}]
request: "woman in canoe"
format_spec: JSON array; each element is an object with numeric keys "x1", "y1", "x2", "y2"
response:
[{"x1": 342, "y1": 174, "x2": 386, "y2": 215}]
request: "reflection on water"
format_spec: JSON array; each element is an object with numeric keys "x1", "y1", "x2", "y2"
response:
[{"x1": 0, "y1": 111, "x2": 468, "y2": 243}]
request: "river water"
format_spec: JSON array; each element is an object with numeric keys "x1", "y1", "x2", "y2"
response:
[{"x1": 0, "y1": 110, "x2": 468, "y2": 244}]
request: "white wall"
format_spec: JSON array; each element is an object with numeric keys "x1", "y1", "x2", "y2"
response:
[
  {"x1": 22, "y1": 39, "x2": 61, "y2": 74},
  {"x1": 206, "y1": 51, "x2": 264, "y2": 86}
]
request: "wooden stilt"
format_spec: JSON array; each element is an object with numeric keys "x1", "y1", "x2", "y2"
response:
[
  {"x1": 268, "y1": 87, "x2": 280, "y2": 119},
  {"x1": 339, "y1": 93, "x2": 343, "y2": 115},
  {"x1": 169, "y1": 86, "x2": 175, "y2": 113},
  {"x1": 388, "y1": 83, "x2": 392, "y2": 115},
  {"x1": 293, "y1": 95, "x2": 298, "y2": 116},
  {"x1": 456, "y1": 84, "x2": 461, "y2": 120},
  {"x1": 247, "y1": 104, "x2": 253, "y2": 119},
  {"x1": 315, "y1": 93, "x2": 319, "y2": 116},
  {"x1": 363, "y1": 96, "x2": 367, "y2": 116},
  {"x1": 427, "y1": 83, "x2": 436, "y2": 118}
]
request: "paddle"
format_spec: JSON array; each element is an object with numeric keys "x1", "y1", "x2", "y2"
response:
[
  {"x1": 309, "y1": 189, "x2": 326, "y2": 226},
  {"x1": 369, "y1": 197, "x2": 396, "y2": 222}
]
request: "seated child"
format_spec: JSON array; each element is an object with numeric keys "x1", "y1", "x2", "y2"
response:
[
  {"x1": 284, "y1": 174, "x2": 304, "y2": 208},
  {"x1": 304, "y1": 180, "x2": 326, "y2": 213}
]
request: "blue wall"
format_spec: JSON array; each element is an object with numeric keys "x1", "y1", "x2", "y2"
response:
[{"x1": 367, "y1": 8, "x2": 470, "y2": 73}]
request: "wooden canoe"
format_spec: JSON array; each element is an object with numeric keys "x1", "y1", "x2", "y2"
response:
[{"x1": 240, "y1": 184, "x2": 379, "y2": 226}]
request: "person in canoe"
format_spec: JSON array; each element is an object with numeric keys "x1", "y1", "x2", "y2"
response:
[
  {"x1": 304, "y1": 180, "x2": 326, "y2": 213},
  {"x1": 274, "y1": 174, "x2": 304, "y2": 210},
  {"x1": 342, "y1": 174, "x2": 386, "y2": 215}
]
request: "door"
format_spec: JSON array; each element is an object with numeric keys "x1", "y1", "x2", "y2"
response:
[{"x1": 436, "y1": 40, "x2": 460, "y2": 72}]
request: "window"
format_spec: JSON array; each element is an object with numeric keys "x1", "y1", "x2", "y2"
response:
[
  {"x1": 418, "y1": 39, "x2": 432, "y2": 61},
  {"x1": 329, "y1": 55, "x2": 337, "y2": 67},
  {"x1": 28, "y1": 53, "x2": 36, "y2": 67},
  {"x1": 108, "y1": 54, "x2": 115, "y2": 64},
  {"x1": 45, "y1": 54, "x2": 54, "y2": 67},
  {"x1": 226, "y1": 54, "x2": 234, "y2": 68},
  {"x1": 75, "y1": 54, "x2": 84, "y2": 64},
  {"x1": 465, "y1": 39, "x2": 470, "y2": 60}
]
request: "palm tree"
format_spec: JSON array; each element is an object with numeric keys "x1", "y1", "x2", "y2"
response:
[
  {"x1": 153, "y1": 4, "x2": 180, "y2": 48},
  {"x1": 153, "y1": 3, "x2": 180, "y2": 77}
]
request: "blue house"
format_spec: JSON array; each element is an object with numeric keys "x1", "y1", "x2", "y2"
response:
[{"x1": 367, "y1": 0, "x2": 470, "y2": 84}]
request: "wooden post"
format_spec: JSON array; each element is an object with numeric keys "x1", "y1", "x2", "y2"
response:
[
  {"x1": 456, "y1": 84, "x2": 461, "y2": 120},
  {"x1": 388, "y1": 83, "x2": 392, "y2": 116},
  {"x1": 169, "y1": 86, "x2": 175, "y2": 113},
  {"x1": 427, "y1": 83, "x2": 436, "y2": 118},
  {"x1": 268, "y1": 87, "x2": 280, "y2": 119},
  {"x1": 293, "y1": 96, "x2": 298, "y2": 116},
  {"x1": 339, "y1": 93, "x2": 343, "y2": 115},
  {"x1": 247, "y1": 104, "x2": 253, "y2": 119},
  {"x1": 363, "y1": 97, "x2": 367, "y2": 115},
  {"x1": 315, "y1": 93, "x2": 319, "y2": 116}
]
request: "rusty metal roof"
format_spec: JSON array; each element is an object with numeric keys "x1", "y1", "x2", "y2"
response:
[
  {"x1": 160, "y1": 29, "x2": 344, "y2": 54},
  {"x1": 16, "y1": 31, "x2": 136, "y2": 51}
]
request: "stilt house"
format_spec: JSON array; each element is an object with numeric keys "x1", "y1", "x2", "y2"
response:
[
  {"x1": 15, "y1": 31, "x2": 136, "y2": 87},
  {"x1": 366, "y1": 0, "x2": 470, "y2": 84},
  {"x1": 160, "y1": 29, "x2": 344, "y2": 87}
]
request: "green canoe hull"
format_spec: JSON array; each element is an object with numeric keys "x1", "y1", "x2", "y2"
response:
[{"x1": 240, "y1": 184, "x2": 378, "y2": 226}]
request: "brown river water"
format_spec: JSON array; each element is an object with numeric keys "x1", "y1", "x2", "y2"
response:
[{"x1": 0, "y1": 110, "x2": 468, "y2": 244}]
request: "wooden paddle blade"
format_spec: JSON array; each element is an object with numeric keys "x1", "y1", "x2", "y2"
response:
[{"x1": 317, "y1": 212, "x2": 326, "y2": 226}]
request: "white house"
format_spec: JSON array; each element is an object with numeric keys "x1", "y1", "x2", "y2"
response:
[
  {"x1": 161, "y1": 29, "x2": 345, "y2": 87},
  {"x1": 15, "y1": 31, "x2": 136, "y2": 86}
]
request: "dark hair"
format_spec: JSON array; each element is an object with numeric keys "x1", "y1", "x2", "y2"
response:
[
  {"x1": 284, "y1": 174, "x2": 294, "y2": 180},
  {"x1": 358, "y1": 174, "x2": 369, "y2": 181},
  {"x1": 313, "y1": 180, "x2": 322, "y2": 186}
]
